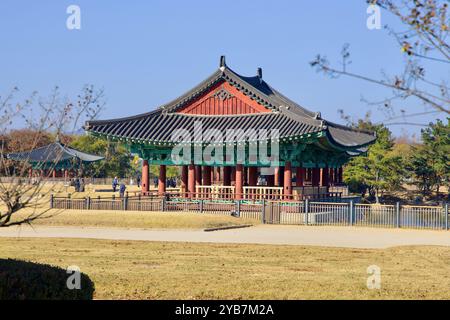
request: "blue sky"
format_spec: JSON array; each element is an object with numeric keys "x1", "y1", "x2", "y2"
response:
[{"x1": 0, "y1": 0, "x2": 447, "y2": 138}]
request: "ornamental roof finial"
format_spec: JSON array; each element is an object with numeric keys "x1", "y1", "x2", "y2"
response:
[
  {"x1": 257, "y1": 67, "x2": 263, "y2": 83},
  {"x1": 219, "y1": 55, "x2": 226, "y2": 70}
]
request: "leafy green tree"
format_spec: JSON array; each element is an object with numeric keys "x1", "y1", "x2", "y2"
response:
[
  {"x1": 344, "y1": 123, "x2": 406, "y2": 203},
  {"x1": 150, "y1": 165, "x2": 179, "y2": 178},
  {"x1": 409, "y1": 118, "x2": 450, "y2": 198},
  {"x1": 70, "y1": 135, "x2": 133, "y2": 178}
]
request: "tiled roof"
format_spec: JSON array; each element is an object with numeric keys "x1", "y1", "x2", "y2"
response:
[
  {"x1": 85, "y1": 56, "x2": 376, "y2": 149},
  {"x1": 7, "y1": 142, "x2": 104, "y2": 163}
]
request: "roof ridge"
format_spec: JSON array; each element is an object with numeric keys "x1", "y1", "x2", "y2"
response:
[{"x1": 160, "y1": 69, "x2": 224, "y2": 113}]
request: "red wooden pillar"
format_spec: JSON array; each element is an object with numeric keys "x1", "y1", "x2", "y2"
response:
[
  {"x1": 141, "y1": 160, "x2": 149, "y2": 194},
  {"x1": 284, "y1": 161, "x2": 292, "y2": 198},
  {"x1": 210, "y1": 167, "x2": 214, "y2": 185},
  {"x1": 248, "y1": 167, "x2": 258, "y2": 186},
  {"x1": 223, "y1": 166, "x2": 231, "y2": 186},
  {"x1": 311, "y1": 168, "x2": 320, "y2": 187},
  {"x1": 274, "y1": 167, "x2": 280, "y2": 186},
  {"x1": 215, "y1": 167, "x2": 221, "y2": 183},
  {"x1": 329, "y1": 167, "x2": 335, "y2": 185},
  {"x1": 28, "y1": 168, "x2": 33, "y2": 178},
  {"x1": 188, "y1": 163, "x2": 196, "y2": 198},
  {"x1": 338, "y1": 167, "x2": 343, "y2": 184},
  {"x1": 195, "y1": 166, "x2": 202, "y2": 186},
  {"x1": 64, "y1": 169, "x2": 68, "y2": 179},
  {"x1": 235, "y1": 164, "x2": 243, "y2": 199},
  {"x1": 181, "y1": 165, "x2": 188, "y2": 197},
  {"x1": 158, "y1": 165, "x2": 166, "y2": 195},
  {"x1": 296, "y1": 167, "x2": 305, "y2": 187},
  {"x1": 52, "y1": 169, "x2": 56, "y2": 178},
  {"x1": 320, "y1": 167, "x2": 329, "y2": 187}
]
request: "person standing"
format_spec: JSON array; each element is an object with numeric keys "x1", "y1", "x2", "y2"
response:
[
  {"x1": 136, "y1": 175, "x2": 141, "y2": 188},
  {"x1": 119, "y1": 182, "x2": 126, "y2": 198},
  {"x1": 74, "y1": 178, "x2": 80, "y2": 192},
  {"x1": 112, "y1": 176, "x2": 118, "y2": 192},
  {"x1": 80, "y1": 178, "x2": 85, "y2": 192}
]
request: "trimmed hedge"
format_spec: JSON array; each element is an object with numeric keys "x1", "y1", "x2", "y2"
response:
[{"x1": 0, "y1": 259, "x2": 95, "y2": 300}]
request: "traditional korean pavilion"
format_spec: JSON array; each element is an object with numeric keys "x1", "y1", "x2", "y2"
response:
[
  {"x1": 85, "y1": 56, "x2": 376, "y2": 200},
  {"x1": 7, "y1": 138, "x2": 104, "y2": 178}
]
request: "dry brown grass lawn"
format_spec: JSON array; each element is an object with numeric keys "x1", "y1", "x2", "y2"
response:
[
  {"x1": 11, "y1": 209, "x2": 257, "y2": 229},
  {"x1": 0, "y1": 237, "x2": 449, "y2": 299}
]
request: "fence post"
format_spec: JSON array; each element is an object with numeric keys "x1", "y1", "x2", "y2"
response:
[
  {"x1": 161, "y1": 197, "x2": 166, "y2": 212},
  {"x1": 349, "y1": 200, "x2": 354, "y2": 226},
  {"x1": 123, "y1": 194, "x2": 128, "y2": 211},
  {"x1": 396, "y1": 202, "x2": 401, "y2": 228},
  {"x1": 445, "y1": 202, "x2": 448, "y2": 231},
  {"x1": 236, "y1": 200, "x2": 241, "y2": 217},
  {"x1": 261, "y1": 199, "x2": 266, "y2": 224},
  {"x1": 199, "y1": 199, "x2": 203, "y2": 214},
  {"x1": 50, "y1": 194, "x2": 54, "y2": 209},
  {"x1": 87, "y1": 196, "x2": 91, "y2": 210},
  {"x1": 305, "y1": 198, "x2": 309, "y2": 226}
]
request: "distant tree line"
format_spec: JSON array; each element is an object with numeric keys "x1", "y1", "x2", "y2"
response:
[{"x1": 344, "y1": 117, "x2": 449, "y2": 204}]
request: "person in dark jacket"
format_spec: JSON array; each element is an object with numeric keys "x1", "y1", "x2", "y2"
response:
[
  {"x1": 74, "y1": 178, "x2": 80, "y2": 192},
  {"x1": 112, "y1": 176, "x2": 118, "y2": 192},
  {"x1": 119, "y1": 182, "x2": 126, "y2": 198},
  {"x1": 136, "y1": 176, "x2": 141, "y2": 188}
]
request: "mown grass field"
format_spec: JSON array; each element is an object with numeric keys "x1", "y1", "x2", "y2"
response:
[
  {"x1": 0, "y1": 238, "x2": 449, "y2": 299},
  {"x1": 11, "y1": 209, "x2": 257, "y2": 229}
]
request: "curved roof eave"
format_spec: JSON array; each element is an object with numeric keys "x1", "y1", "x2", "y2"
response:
[{"x1": 325, "y1": 124, "x2": 376, "y2": 149}]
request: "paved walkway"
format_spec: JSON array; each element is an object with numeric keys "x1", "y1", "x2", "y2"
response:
[{"x1": 1, "y1": 225, "x2": 449, "y2": 249}]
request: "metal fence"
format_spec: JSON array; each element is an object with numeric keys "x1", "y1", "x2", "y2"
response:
[{"x1": 50, "y1": 195, "x2": 449, "y2": 231}]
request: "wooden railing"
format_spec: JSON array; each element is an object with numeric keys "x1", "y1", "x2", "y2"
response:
[
  {"x1": 243, "y1": 186, "x2": 283, "y2": 200},
  {"x1": 195, "y1": 186, "x2": 235, "y2": 199},
  {"x1": 192, "y1": 185, "x2": 341, "y2": 201}
]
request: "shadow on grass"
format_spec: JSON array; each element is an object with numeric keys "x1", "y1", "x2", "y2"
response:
[{"x1": 0, "y1": 258, "x2": 95, "y2": 300}]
